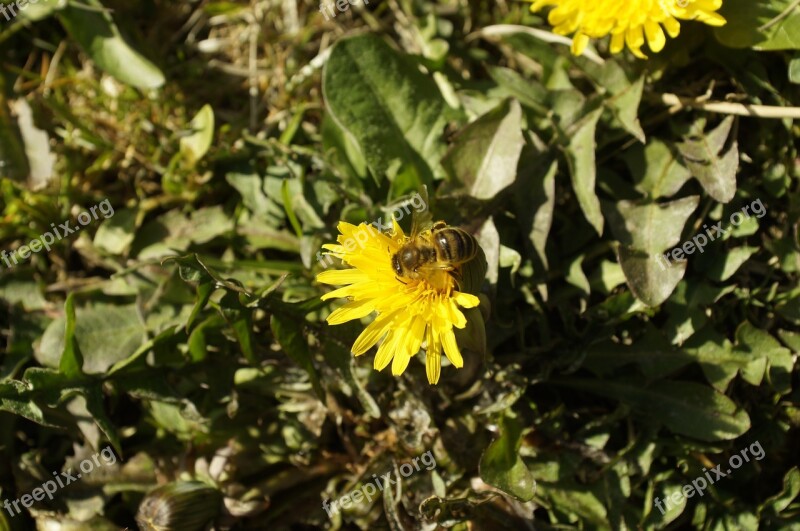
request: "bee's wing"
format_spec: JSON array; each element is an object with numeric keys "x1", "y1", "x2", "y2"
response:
[{"x1": 410, "y1": 186, "x2": 433, "y2": 238}]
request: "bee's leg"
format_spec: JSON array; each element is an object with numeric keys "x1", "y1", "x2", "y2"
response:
[{"x1": 446, "y1": 267, "x2": 469, "y2": 291}]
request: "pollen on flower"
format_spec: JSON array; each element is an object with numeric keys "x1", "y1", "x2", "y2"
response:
[
  {"x1": 529, "y1": 0, "x2": 726, "y2": 58},
  {"x1": 316, "y1": 219, "x2": 480, "y2": 384}
]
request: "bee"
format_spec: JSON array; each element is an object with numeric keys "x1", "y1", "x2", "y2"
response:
[{"x1": 391, "y1": 219, "x2": 478, "y2": 283}]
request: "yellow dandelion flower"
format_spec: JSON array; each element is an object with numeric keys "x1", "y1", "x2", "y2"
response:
[
  {"x1": 529, "y1": 0, "x2": 726, "y2": 58},
  {"x1": 316, "y1": 219, "x2": 480, "y2": 385}
]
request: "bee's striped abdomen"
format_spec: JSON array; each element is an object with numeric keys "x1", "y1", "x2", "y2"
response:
[{"x1": 434, "y1": 228, "x2": 477, "y2": 265}]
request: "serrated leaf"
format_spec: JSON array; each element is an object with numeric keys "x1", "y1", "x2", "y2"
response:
[
  {"x1": 517, "y1": 157, "x2": 557, "y2": 269},
  {"x1": 616, "y1": 247, "x2": 688, "y2": 307},
  {"x1": 735, "y1": 322, "x2": 793, "y2": 394},
  {"x1": 606, "y1": 74, "x2": 646, "y2": 143},
  {"x1": 560, "y1": 379, "x2": 751, "y2": 441},
  {"x1": 605, "y1": 196, "x2": 700, "y2": 254},
  {"x1": 761, "y1": 467, "x2": 800, "y2": 514},
  {"x1": 625, "y1": 140, "x2": 691, "y2": 199},
  {"x1": 81, "y1": 386, "x2": 120, "y2": 453},
  {"x1": 479, "y1": 415, "x2": 536, "y2": 501},
  {"x1": 488, "y1": 67, "x2": 549, "y2": 115},
  {"x1": 442, "y1": 99, "x2": 524, "y2": 200},
  {"x1": 322, "y1": 34, "x2": 447, "y2": 193},
  {"x1": 271, "y1": 314, "x2": 323, "y2": 400},
  {"x1": 564, "y1": 106, "x2": 604, "y2": 235},
  {"x1": 38, "y1": 303, "x2": 147, "y2": 375},
  {"x1": 541, "y1": 484, "x2": 608, "y2": 526},
  {"x1": 677, "y1": 116, "x2": 738, "y2": 203}
]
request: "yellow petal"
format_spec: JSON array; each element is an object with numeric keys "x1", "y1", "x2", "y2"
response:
[
  {"x1": 391, "y1": 217, "x2": 405, "y2": 240},
  {"x1": 351, "y1": 310, "x2": 399, "y2": 355},
  {"x1": 453, "y1": 291, "x2": 480, "y2": 308},
  {"x1": 392, "y1": 350, "x2": 411, "y2": 375},
  {"x1": 326, "y1": 298, "x2": 376, "y2": 325},
  {"x1": 626, "y1": 26, "x2": 647, "y2": 59},
  {"x1": 645, "y1": 21, "x2": 666, "y2": 53},
  {"x1": 426, "y1": 352, "x2": 441, "y2": 384},
  {"x1": 374, "y1": 331, "x2": 399, "y2": 371},
  {"x1": 316, "y1": 268, "x2": 369, "y2": 286},
  {"x1": 663, "y1": 17, "x2": 681, "y2": 38},
  {"x1": 426, "y1": 326, "x2": 441, "y2": 384},
  {"x1": 571, "y1": 33, "x2": 590, "y2": 56},
  {"x1": 610, "y1": 32, "x2": 626, "y2": 54},
  {"x1": 695, "y1": 12, "x2": 726, "y2": 26},
  {"x1": 441, "y1": 327, "x2": 464, "y2": 368}
]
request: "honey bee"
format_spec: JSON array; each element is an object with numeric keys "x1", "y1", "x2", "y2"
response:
[{"x1": 391, "y1": 219, "x2": 478, "y2": 283}]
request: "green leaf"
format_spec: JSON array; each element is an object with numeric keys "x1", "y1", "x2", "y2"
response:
[
  {"x1": 271, "y1": 314, "x2": 323, "y2": 400},
  {"x1": 757, "y1": 10, "x2": 800, "y2": 51},
  {"x1": 605, "y1": 196, "x2": 699, "y2": 306},
  {"x1": 187, "y1": 281, "x2": 215, "y2": 331},
  {"x1": 676, "y1": 116, "x2": 738, "y2": 203},
  {"x1": 605, "y1": 196, "x2": 700, "y2": 254},
  {"x1": 564, "y1": 106, "x2": 604, "y2": 235},
  {"x1": 0, "y1": 75, "x2": 31, "y2": 183},
  {"x1": 789, "y1": 56, "x2": 800, "y2": 83},
  {"x1": 645, "y1": 483, "x2": 687, "y2": 528},
  {"x1": 322, "y1": 33, "x2": 447, "y2": 192},
  {"x1": 453, "y1": 306, "x2": 487, "y2": 360},
  {"x1": 72, "y1": 386, "x2": 122, "y2": 455},
  {"x1": 94, "y1": 207, "x2": 137, "y2": 255},
  {"x1": 442, "y1": 99, "x2": 524, "y2": 200},
  {"x1": 0, "y1": 381, "x2": 51, "y2": 426},
  {"x1": 59, "y1": 0, "x2": 165, "y2": 89},
  {"x1": 321, "y1": 339, "x2": 380, "y2": 418},
  {"x1": 683, "y1": 328, "x2": 748, "y2": 391},
  {"x1": 59, "y1": 294, "x2": 85, "y2": 379},
  {"x1": 714, "y1": 0, "x2": 784, "y2": 48},
  {"x1": 488, "y1": 67, "x2": 549, "y2": 115},
  {"x1": 577, "y1": 55, "x2": 645, "y2": 142},
  {"x1": 479, "y1": 415, "x2": 536, "y2": 501},
  {"x1": 180, "y1": 104, "x2": 215, "y2": 165},
  {"x1": 559, "y1": 379, "x2": 751, "y2": 441},
  {"x1": 734, "y1": 322, "x2": 793, "y2": 394},
  {"x1": 761, "y1": 467, "x2": 800, "y2": 514},
  {"x1": 608, "y1": 75, "x2": 645, "y2": 142},
  {"x1": 705, "y1": 246, "x2": 757, "y2": 282},
  {"x1": 566, "y1": 254, "x2": 591, "y2": 296},
  {"x1": 519, "y1": 158, "x2": 557, "y2": 269},
  {"x1": 17, "y1": 0, "x2": 65, "y2": 22},
  {"x1": 625, "y1": 140, "x2": 691, "y2": 199},
  {"x1": 714, "y1": 0, "x2": 800, "y2": 50},
  {"x1": 584, "y1": 327, "x2": 695, "y2": 379},
  {"x1": 220, "y1": 291, "x2": 257, "y2": 364},
  {"x1": 39, "y1": 303, "x2": 148, "y2": 375}
]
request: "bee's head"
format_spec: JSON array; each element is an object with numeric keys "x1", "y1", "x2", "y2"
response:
[
  {"x1": 392, "y1": 246, "x2": 419, "y2": 274},
  {"x1": 400, "y1": 246, "x2": 419, "y2": 269}
]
